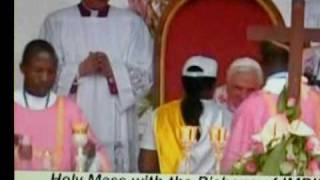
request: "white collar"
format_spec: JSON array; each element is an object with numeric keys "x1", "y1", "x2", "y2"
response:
[
  {"x1": 14, "y1": 89, "x2": 57, "y2": 110},
  {"x1": 267, "y1": 72, "x2": 288, "y2": 79},
  {"x1": 263, "y1": 72, "x2": 288, "y2": 95},
  {"x1": 200, "y1": 99, "x2": 214, "y2": 104}
]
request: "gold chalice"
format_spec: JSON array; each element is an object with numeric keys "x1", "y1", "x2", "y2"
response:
[
  {"x1": 179, "y1": 125, "x2": 198, "y2": 174},
  {"x1": 72, "y1": 122, "x2": 89, "y2": 172},
  {"x1": 210, "y1": 126, "x2": 228, "y2": 174}
]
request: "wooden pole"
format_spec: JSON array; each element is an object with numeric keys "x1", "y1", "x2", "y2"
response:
[{"x1": 288, "y1": 0, "x2": 305, "y2": 104}]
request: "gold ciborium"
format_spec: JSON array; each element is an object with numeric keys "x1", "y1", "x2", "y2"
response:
[
  {"x1": 179, "y1": 125, "x2": 198, "y2": 174},
  {"x1": 72, "y1": 122, "x2": 89, "y2": 172}
]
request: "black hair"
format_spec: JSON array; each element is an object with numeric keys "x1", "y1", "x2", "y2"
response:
[
  {"x1": 21, "y1": 39, "x2": 58, "y2": 66},
  {"x1": 314, "y1": 80, "x2": 320, "y2": 88},
  {"x1": 180, "y1": 65, "x2": 216, "y2": 135},
  {"x1": 261, "y1": 41, "x2": 289, "y2": 66}
]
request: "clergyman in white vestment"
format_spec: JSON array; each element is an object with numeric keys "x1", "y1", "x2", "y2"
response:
[{"x1": 39, "y1": 0, "x2": 154, "y2": 172}]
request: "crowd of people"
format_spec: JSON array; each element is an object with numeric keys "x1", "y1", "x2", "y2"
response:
[{"x1": 14, "y1": 0, "x2": 320, "y2": 174}]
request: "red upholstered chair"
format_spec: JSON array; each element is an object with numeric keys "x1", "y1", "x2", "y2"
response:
[{"x1": 153, "y1": 0, "x2": 285, "y2": 106}]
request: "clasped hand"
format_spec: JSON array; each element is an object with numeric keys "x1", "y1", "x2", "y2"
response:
[{"x1": 79, "y1": 52, "x2": 113, "y2": 78}]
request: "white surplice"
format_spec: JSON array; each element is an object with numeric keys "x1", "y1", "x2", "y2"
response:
[{"x1": 39, "y1": 5, "x2": 153, "y2": 172}]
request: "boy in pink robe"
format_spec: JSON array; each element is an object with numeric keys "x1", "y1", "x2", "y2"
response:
[
  {"x1": 221, "y1": 41, "x2": 320, "y2": 173},
  {"x1": 14, "y1": 39, "x2": 112, "y2": 171},
  {"x1": 14, "y1": 96, "x2": 112, "y2": 171}
]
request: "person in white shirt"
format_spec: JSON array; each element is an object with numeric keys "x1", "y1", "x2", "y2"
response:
[
  {"x1": 39, "y1": 0, "x2": 154, "y2": 172},
  {"x1": 139, "y1": 56, "x2": 232, "y2": 174}
]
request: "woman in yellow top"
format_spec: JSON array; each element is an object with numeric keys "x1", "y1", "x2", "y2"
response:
[{"x1": 139, "y1": 56, "x2": 232, "y2": 174}]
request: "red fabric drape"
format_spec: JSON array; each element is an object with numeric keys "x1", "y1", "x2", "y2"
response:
[{"x1": 164, "y1": 0, "x2": 274, "y2": 102}]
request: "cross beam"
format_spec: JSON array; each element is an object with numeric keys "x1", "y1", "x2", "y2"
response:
[{"x1": 247, "y1": 0, "x2": 320, "y2": 104}]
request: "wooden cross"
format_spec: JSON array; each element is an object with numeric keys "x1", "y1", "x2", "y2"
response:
[{"x1": 247, "y1": 0, "x2": 320, "y2": 104}]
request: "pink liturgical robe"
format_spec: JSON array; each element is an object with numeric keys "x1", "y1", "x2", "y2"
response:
[
  {"x1": 221, "y1": 87, "x2": 320, "y2": 173},
  {"x1": 14, "y1": 97, "x2": 112, "y2": 171}
]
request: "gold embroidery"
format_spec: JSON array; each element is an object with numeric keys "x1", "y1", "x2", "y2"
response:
[{"x1": 53, "y1": 97, "x2": 65, "y2": 170}]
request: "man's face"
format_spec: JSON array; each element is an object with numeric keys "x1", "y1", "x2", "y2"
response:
[
  {"x1": 226, "y1": 71, "x2": 261, "y2": 109},
  {"x1": 21, "y1": 52, "x2": 57, "y2": 97}
]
